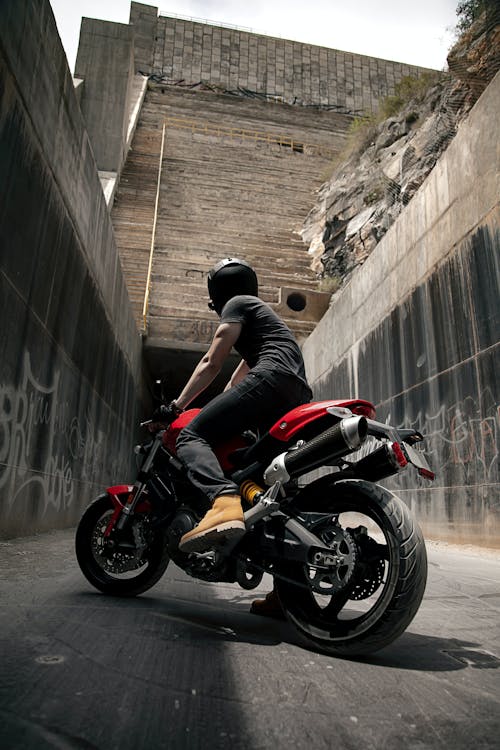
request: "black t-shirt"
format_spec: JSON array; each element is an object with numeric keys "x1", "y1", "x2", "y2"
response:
[{"x1": 220, "y1": 295, "x2": 310, "y2": 389}]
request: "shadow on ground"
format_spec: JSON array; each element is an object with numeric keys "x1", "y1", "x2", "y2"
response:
[{"x1": 62, "y1": 588, "x2": 499, "y2": 673}]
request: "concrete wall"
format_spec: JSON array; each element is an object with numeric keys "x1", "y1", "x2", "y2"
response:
[
  {"x1": 303, "y1": 73, "x2": 500, "y2": 548},
  {"x1": 75, "y1": 18, "x2": 135, "y2": 173},
  {"x1": 74, "y1": 16, "x2": 149, "y2": 207},
  {"x1": 0, "y1": 0, "x2": 145, "y2": 538},
  {"x1": 130, "y1": 2, "x2": 433, "y2": 115},
  {"x1": 130, "y1": 1, "x2": 158, "y2": 75}
]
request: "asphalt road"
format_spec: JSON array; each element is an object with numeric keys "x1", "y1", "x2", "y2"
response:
[{"x1": 0, "y1": 530, "x2": 499, "y2": 750}]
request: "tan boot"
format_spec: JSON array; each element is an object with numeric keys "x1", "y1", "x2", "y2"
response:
[
  {"x1": 250, "y1": 589, "x2": 285, "y2": 620},
  {"x1": 179, "y1": 494, "x2": 245, "y2": 553}
]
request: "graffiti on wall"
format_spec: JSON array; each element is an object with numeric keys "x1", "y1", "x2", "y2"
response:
[
  {"x1": 0, "y1": 351, "x2": 127, "y2": 521},
  {"x1": 389, "y1": 390, "x2": 499, "y2": 488}
]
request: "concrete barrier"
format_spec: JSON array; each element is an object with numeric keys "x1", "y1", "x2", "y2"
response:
[
  {"x1": 303, "y1": 72, "x2": 500, "y2": 548},
  {"x1": 0, "y1": 0, "x2": 145, "y2": 537},
  {"x1": 130, "y1": 2, "x2": 434, "y2": 113}
]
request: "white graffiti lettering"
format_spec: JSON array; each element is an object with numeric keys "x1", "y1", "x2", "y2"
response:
[{"x1": 0, "y1": 351, "x2": 128, "y2": 523}]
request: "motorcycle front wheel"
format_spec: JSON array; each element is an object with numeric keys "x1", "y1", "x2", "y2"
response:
[
  {"x1": 276, "y1": 478, "x2": 427, "y2": 656},
  {"x1": 75, "y1": 494, "x2": 170, "y2": 596}
]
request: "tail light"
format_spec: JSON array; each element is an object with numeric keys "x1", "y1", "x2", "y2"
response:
[{"x1": 351, "y1": 403, "x2": 377, "y2": 420}]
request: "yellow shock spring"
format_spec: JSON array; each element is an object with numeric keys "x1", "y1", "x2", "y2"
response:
[{"x1": 240, "y1": 480, "x2": 264, "y2": 506}]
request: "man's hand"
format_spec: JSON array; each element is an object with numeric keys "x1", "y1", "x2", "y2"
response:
[{"x1": 148, "y1": 401, "x2": 182, "y2": 431}]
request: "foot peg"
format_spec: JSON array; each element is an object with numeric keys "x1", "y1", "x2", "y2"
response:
[{"x1": 243, "y1": 483, "x2": 281, "y2": 529}]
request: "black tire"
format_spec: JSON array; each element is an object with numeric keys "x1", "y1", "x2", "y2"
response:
[
  {"x1": 275, "y1": 478, "x2": 427, "y2": 656},
  {"x1": 75, "y1": 494, "x2": 170, "y2": 596}
]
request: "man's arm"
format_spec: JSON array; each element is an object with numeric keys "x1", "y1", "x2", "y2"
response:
[
  {"x1": 174, "y1": 322, "x2": 242, "y2": 410},
  {"x1": 224, "y1": 358, "x2": 251, "y2": 391}
]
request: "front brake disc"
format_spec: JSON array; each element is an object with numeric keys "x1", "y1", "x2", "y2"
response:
[{"x1": 91, "y1": 514, "x2": 148, "y2": 574}]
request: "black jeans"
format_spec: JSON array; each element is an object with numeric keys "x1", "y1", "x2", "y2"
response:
[{"x1": 176, "y1": 371, "x2": 311, "y2": 503}]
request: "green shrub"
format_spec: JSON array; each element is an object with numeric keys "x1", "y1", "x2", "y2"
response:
[
  {"x1": 346, "y1": 114, "x2": 377, "y2": 154},
  {"x1": 319, "y1": 72, "x2": 440, "y2": 181},
  {"x1": 455, "y1": 0, "x2": 490, "y2": 32},
  {"x1": 380, "y1": 72, "x2": 440, "y2": 118},
  {"x1": 319, "y1": 275, "x2": 342, "y2": 294}
]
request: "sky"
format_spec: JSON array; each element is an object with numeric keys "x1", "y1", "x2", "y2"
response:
[{"x1": 49, "y1": 0, "x2": 461, "y2": 74}]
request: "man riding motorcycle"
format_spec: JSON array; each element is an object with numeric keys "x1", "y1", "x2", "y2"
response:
[
  {"x1": 76, "y1": 257, "x2": 431, "y2": 652},
  {"x1": 154, "y1": 258, "x2": 312, "y2": 568}
]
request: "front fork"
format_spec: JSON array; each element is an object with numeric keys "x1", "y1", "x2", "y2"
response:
[{"x1": 104, "y1": 431, "x2": 166, "y2": 536}]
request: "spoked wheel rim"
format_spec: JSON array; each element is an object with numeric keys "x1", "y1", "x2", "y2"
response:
[{"x1": 276, "y1": 500, "x2": 398, "y2": 643}]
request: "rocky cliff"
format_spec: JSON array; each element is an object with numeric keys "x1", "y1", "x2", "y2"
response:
[{"x1": 302, "y1": 7, "x2": 500, "y2": 288}]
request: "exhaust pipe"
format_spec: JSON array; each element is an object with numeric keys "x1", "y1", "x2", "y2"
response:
[{"x1": 263, "y1": 415, "x2": 368, "y2": 485}]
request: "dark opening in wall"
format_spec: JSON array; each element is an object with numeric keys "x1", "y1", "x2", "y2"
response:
[
  {"x1": 280, "y1": 139, "x2": 304, "y2": 153},
  {"x1": 286, "y1": 292, "x2": 307, "y2": 311}
]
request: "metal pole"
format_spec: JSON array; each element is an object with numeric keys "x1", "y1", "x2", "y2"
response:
[{"x1": 142, "y1": 122, "x2": 166, "y2": 333}]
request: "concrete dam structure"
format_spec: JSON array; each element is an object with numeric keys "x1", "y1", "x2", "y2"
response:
[
  {"x1": 0, "y1": 0, "x2": 498, "y2": 546},
  {"x1": 89, "y1": 3, "x2": 431, "y2": 393}
]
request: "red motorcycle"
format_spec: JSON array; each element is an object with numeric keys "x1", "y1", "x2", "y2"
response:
[{"x1": 75, "y1": 397, "x2": 434, "y2": 656}]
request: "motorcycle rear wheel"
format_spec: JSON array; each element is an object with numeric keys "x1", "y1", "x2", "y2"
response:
[
  {"x1": 75, "y1": 494, "x2": 170, "y2": 596},
  {"x1": 276, "y1": 478, "x2": 427, "y2": 656}
]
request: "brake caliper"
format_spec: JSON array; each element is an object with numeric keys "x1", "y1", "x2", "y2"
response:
[{"x1": 347, "y1": 526, "x2": 386, "y2": 600}]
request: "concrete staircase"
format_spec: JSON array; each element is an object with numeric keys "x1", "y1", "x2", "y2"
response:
[{"x1": 111, "y1": 84, "x2": 352, "y2": 390}]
